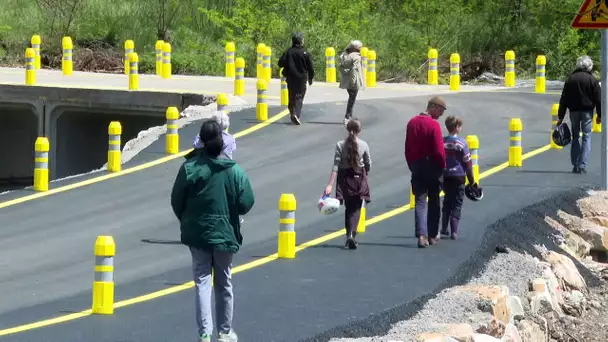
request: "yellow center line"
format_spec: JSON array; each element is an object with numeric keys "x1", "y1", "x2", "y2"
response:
[
  {"x1": 0, "y1": 109, "x2": 290, "y2": 210},
  {"x1": 0, "y1": 143, "x2": 553, "y2": 337}
]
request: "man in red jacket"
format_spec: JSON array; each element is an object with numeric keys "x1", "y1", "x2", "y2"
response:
[{"x1": 405, "y1": 96, "x2": 447, "y2": 248}]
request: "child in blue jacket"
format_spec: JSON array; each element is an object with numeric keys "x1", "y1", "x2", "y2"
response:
[{"x1": 441, "y1": 116, "x2": 476, "y2": 240}]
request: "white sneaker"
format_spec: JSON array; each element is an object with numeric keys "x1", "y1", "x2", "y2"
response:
[
  {"x1": 218, "y1": 330, "x2": 238, "y2": 342},
  {"x1": 343, "y1": 118, "x2": 350, "y2": 125},
  {"x1": 239, "y1": 217, "x2": 244, "y2": 224}
]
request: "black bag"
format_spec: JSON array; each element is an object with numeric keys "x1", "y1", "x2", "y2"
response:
[{"x1": 552, "y1": 122, "x2": 572, "y2": 147}]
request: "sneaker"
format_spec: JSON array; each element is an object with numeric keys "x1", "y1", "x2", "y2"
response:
[
  {"x1": 451, "y1": 233, "x2": 458, "y2": 240},
  {"x1": 346, "y1": 236, "x2": 358, "y2": 250},
  {"x1": 418, "y1": 235, "x2": 429, "y2": 248},
  {"x1": 440, "y1": 230, "x2": 450, "y2": 238},
  {"x1": 429, "y1": 237, "x2": 438, "y2": 245},
  {"x1": 343, "y1": 118, "x2": 350, "y2": 125},
  {"x1": 293, "y1": 115, "x2": 301, "y2": 125},
  {"x1": 289, "y1": 113, "x2": 297, "y2": 124},
  {"x1": 239, "y1": 217, "x2": 244, "y2": 224},
  {"x1": 579, "y1": 167, "x2": 587, "y2": 174},
  {"x1": 200, "y1": 334, "x2": 211, "y2": 342},
  {"x1": 218, "y1": 330, "x2": 238, "y2": 342},
  {"x1": 572, "y1": 166, "x2": 580, "y2": 173}
]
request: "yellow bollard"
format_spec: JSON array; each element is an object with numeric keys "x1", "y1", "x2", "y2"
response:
[
  {"x1": 33, "y1": 137, "x2": 50, "y2": 192},
  {"x1": 356, "y1": 200, "x2": 367, "y2": 233},
  {"x1": 217, "y1": 93, "x2": 229, "y2": 112},
  {"x1": 162, "y1": 42, "x2": 172, "y2": 79},
  {"x1": 108, "y1": 121, "x2": 122, "y2": 172},
  {"x1": 92, "y1": 235, "x2": 115, "y2": 315},
  {"x1": 278, "y1": 193, "x2": 296, "y2": 259},
  {"x1": 367, "y1": 50, "x2": 377, "y2": 88},
  {"x1": 62, "y1": 36, "x2": 73, "y2": 76},
  {"x1": 128, "y1": 53, "x2": 139, "y2": 91},
  {"x1": 550, "y1": 104, "x2": 563, "y2": 149},
  {"x1": 450, "y1": 53, "x2": 460, "y2": 91},
  {"x1": 155, "y1": 40, "x2": 164, "y2": 76},
  {"x1": 256, "y1": 43, "x2": 266, "y2": 79},
  {"x1": 166, "y1": 107, "x2": 180, "y2": 154},
  {"x1": 505, "y1": 50, "x2": 516, "y2": 87},
  {"x1": 409, "y1": 186, "x2": 415, "y2": 208},
  {"x1": 325, "y1": 47, "x2": 336, "y2": 83},
  {"x1": 535, "y1": 55, "x2": 546, "y2": 94},
  {"x1": 509, "y1": 118, "x2": 523, "y2": 167},
  {"x1": 466, "y1": 135, "x2": 480, "y2": 184},
  {"x1": 225, "y1": 41, "x2": 236, "y2": 78},
  {"x1": 31, "y1": 35, "x2": 41, "y2": 70},
  {"x1": 256, "y1": 79, "x2": 268, "y2": 121},
  {"x1": 124, "y1": 40, "x2": 134, "y2": 75},
  {"x1": 280, "y1": 67, "x2": 288, "y2": 107},
  {"x1": 25, "y1": 48, "x2": 36, "y2": 86},
  {"x1": 234, "y1": 57, "x2": 245, "y2": 96},
  {"x1": 593, "y1": 113, "x2": 602, "y2": 133},
  {"x1": 427, "y1": 48, "x2": 438, "y2": 85},
  {"x1": 263, "y1": 45, "x2": 272, "y2": 82}
]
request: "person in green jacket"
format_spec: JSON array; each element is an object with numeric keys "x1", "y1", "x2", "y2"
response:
[{"x1": 171, "y1": 119, "x2": 255, "y2": 342}]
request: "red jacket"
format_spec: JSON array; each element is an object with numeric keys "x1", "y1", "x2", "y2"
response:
[{"x1": 405, "y1": 113, "x2": 446, "y2": 169}]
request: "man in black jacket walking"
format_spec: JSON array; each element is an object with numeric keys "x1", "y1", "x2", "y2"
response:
[
  {"x1": 557, "y1": 55, "x2": 602, "y2": 174},
  {"x1": 278, "y1": 32, "x2": 315, "y2": 125}
]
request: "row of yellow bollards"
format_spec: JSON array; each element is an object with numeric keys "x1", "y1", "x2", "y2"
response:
[{"x1": 427, "y1": 48, "x2": 547, "y2": 93}]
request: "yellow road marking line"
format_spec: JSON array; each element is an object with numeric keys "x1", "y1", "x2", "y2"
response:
[
  {"x1": 0, "y1": 143, "x2": 552, "y2": 337},
  {"x1": 0, "y1": 109, "x2": 290, "y2": 210}
]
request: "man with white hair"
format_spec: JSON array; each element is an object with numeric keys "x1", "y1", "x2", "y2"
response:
[
  {"x1": 192, "y1": 111, "x2": 236, "y2": 159},
  {"x1": 557, "y1": 55, "x2": 602, "y2": 174}
]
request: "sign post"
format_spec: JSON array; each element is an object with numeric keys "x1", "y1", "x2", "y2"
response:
[{"x1": 572, "y1": 0, "x2": 608, "y2": 189}]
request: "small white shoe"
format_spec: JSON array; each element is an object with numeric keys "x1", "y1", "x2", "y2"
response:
[{"x1": 218, "y1": 330, "x2": 238, "y2": 342}]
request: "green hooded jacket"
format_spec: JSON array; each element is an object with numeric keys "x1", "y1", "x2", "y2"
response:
[{"x1": 170, "y1": 150, "x2": 255, "y2": 253}]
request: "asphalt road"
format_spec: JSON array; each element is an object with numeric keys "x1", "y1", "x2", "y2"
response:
[{"x1": 0, "y1": 90, "x2": 569, "y2": 341}]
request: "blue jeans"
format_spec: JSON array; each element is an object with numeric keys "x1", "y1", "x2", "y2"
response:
[{"x1": 570, "y1": 111, "x2": 593, "y2": 170}]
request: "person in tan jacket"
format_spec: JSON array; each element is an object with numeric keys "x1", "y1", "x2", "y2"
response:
[{"x1": 338, "y1": 40, "x2": 366, "y2": 125}]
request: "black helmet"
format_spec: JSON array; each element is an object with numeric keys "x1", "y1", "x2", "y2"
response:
[
  {"x1": 552, "y1": 122, "x2": 572, "y2": 147},
  {"x1": 465, "y1": 183, "x2": 483, "y2": 201}
]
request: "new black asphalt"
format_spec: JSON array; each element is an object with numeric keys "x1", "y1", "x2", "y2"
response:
[{"x1": 1, "y1": 89, "x2": 582, "y2": 341}]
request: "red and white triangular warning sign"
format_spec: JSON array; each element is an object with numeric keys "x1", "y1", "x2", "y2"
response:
[{"x1": 572, "y1": 0, "x2": 608, "y2": 29}]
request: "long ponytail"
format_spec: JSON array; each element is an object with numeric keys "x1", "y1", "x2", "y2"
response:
[{"x1": 344, "y1": 118, "x2": 362, "y2": 169}]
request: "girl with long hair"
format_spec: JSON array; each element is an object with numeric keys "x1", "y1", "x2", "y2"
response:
[{"x1": 324, "y1": 118, "x2": 372, "y2": 249}]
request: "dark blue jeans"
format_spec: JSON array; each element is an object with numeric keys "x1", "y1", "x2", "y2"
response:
[
  {"x1": 570, "y1": 111, "x2": 593, "y2": 170},
  {"x1": 410, "y1": 159, "x2": 442, "y2": 238}
]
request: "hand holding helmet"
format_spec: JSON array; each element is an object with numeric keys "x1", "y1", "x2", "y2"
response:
[{"x1": 465, "y1": 183, "x2": 483, "y2": 201}]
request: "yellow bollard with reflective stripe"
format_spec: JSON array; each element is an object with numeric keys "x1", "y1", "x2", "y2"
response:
[
  {"x1": 128, "y1": 52, "x2": 139, "y2": 91},
  {"x1": 535, "y1": 55, "x2": 546, "y2": 94},
  {"x1": 278, "y1": 193, "x2": 296, "y2": 259},
  {"x1": 108, "y1": 121, "x2": 122, "y2": 172},
  {"x1": 410, "y1": 186, "x2": 415, "y2": 208},
  {"x1": 234, "y1": 57, "x2": 245, "y2": 96},
  {"x1": 367, "y1": 50, "x2": 377, "y2": 88},
  {"x1": 428, "y1": 48, "x2": 438, "y2": 85},
  {"x1": 25, "y1": 48, "x2": 36, "y2": 85},
  {"x1": 31, "y1": 35, "x2": 41, "y2": 70},
  {"x1": 92, "y1": 235, "x2": 115, "y2": 315},
  {"x1": 593, "y1": 113, "x2": 602, "y2": 133},
  {"x1": 124, "y1": 39, "x2": 134, "y2": 75},
  {"x1": 62, "y1": 36, "x2": 73, "y2": 76},
  {"x1": 466, "y1": 135, "x2": 480, "y2": 185},
  {"x1": 509, "y1": 118, "x2": 523, "y2": 167},
  {"x1": 166, "y1": 107, "x2": 180, "y2": 154},
  {"x1": 256, "y1": 79, "x2": 268, "y2": 121},
  {"x1": 263, "y1": 45, "x2": 272, "y2": 82},
  {"x1": 356, "y1": 200, "x2": 367, "y2": 233},
  {"x1": 34, "y1": 137, "x2": 49, "y2": 192},
  {"x1": 225, "y1": 41, "x2": 235, "y2": 78},
  {"x1": 505, "y1": 50, "x2": 516, "y2": 87},
  {"x1": 550, "y1": 104, "x2": 563, "y2": 149},
  {"x1": 217, "y1": 93, "x2": 229, "y2": 112},
  {"x1": 256, "y1": 43, "x2": 266, "y2": 79},
  {"x1": 325, "y1": 47, "x2": 336, "y2": 83},
  {"x1": 450, "y1": 53, "x2": 460, "y2": 91},
  {"x1": 155, "y1": 40, "x2": 164, "y2": 76},
  {"x1": 162, "y1": 42, "x2": 172, "y2": 79},
  {"x1": 280, "y1": 67, "x2": 288, "y2": 107}
]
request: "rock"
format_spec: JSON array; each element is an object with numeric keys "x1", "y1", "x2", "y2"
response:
[
  {"x1": 541, "y1": 251, "x2": 588, "y2": 293},
  {"x1": 453, "y1": 285, "x2": 511, "y2": 325},
  {"x1": 556, "y1": 210, "x2": 608, "y2": 252},
  {"x1": 590, "y1": 299, "x2": 602, "y2": 310},
  {"x1": 476, "y1": 317, "x2": 505, "y2": 338},
  {"x1": 545, "y1": 216, "x2": 591, "y2": 259},
  {"x1": 561, "y1": 290, "x2": 586, "y2": 317},
  {"x1": 416, "y1": 324, "x2": 474, "y2": 342},
  {"x1": 577, "y1": 191, "x2": 608, "y2": 218},
  {"x1": 472, "y1": 334, "x2": 501, "y2": 342},
  {"x1": 530, "y1": 292, "x2": 555, "y2": 316},
  {"x1": 502, "y1": 323, "x2": 523, "y2": 342},
  {"x1": 507, "y1": 296, "x2": 525, "y2": 322},
  {"x1": 516, "y1": 319, "x2": 547, "y2": 342}
]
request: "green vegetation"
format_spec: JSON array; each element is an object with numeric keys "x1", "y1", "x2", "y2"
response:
[{"x1": 0, "y1": 0, "x2": 601, "y2": 83}]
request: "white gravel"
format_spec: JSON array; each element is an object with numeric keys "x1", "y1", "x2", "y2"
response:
[{"x1": 329, "y1": 249, "x2": 546, "y2": 342}]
